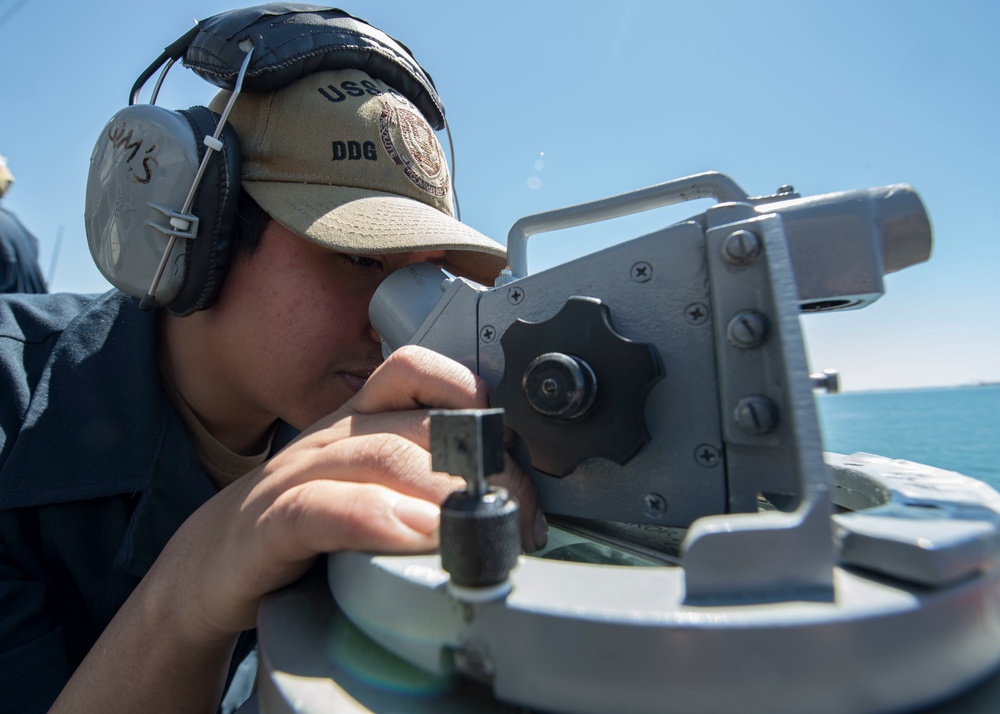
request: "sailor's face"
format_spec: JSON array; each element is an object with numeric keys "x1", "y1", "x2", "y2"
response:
[{"x1": 212, "y1": 220, "x2": 445, "y2": 429}]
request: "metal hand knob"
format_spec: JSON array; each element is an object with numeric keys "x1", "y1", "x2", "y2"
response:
[{"x1": 430, "y1": 408, "x2": 520, "y2": 590}]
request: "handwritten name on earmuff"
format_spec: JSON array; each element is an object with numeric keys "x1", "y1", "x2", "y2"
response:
[{"x1": 107, "y1": 122, "x2": 159, "y2": 184}]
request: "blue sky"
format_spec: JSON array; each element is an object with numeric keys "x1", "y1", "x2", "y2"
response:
[{"x1": 1, "y1": 1, "x2": 997, "y2": 391}]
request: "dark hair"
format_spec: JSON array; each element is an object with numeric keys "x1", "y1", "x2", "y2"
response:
[{"x1": 232, "y1": 190, "x2": 271, "y2": 263}]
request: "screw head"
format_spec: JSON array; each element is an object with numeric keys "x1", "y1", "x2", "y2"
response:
[
  {"x1": 643, "y1": 493, "x2": 668, "y2": 518},
  {"x1": 631, "y1": 261, "x2": 652, "y2": 282},
  {"x1": 733, "y1": 395, "x2": 779, "y2": 435},
  {"x1": 508, "y1": 287, "x2": 525, "y2": 304},
  {"x1": 684, "y1": 302, "x2": 709, "y2": 325},
  {"x1": 722, "y1": 229, "x2": 761, "y2": 265},
  {"x1": 726, "y1": 310, "x2": 769, "y2": 349},
  {"x1": 694, "y1": 444, "x2": 722, "y2": 468},
  {"x1": 480, "y1": 325, "x2": 497, "y2": 343}
]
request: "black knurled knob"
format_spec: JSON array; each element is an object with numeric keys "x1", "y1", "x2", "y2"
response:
[
  {"x1": 429, "y1": 408, "x2": 521, "y2": 588},
  {"x1": 440, "y1": 488, "x2": 520, "y2": 587}
]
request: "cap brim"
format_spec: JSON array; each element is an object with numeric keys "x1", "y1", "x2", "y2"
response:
[{"x1": 244, "y1": 182, "x2": 507, "y2": 285}]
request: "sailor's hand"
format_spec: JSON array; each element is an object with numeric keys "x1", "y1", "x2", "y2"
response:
[{"x1": 152, "y1": 346, "x2": 545, "y2": 639}]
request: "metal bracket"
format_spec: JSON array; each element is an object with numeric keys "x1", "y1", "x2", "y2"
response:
[
  {"x1": 144, "y1": 203, "x2": 200, "y2": 240},
  {"x1": 682, "y1": 208, "x2": 835, "y2": 603}
]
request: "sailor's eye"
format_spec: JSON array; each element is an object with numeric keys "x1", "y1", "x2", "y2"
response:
[{"x1": 343, "y1": 254, "x2": 385, "y2": 272}]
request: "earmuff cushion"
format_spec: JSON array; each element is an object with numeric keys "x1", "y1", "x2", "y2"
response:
[{"x1": 168, "y1": 107, "x2": 242, "y2": 316}]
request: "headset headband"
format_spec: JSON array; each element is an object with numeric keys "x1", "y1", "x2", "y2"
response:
[{"x1": 130, "y1": 3, "x2": 446, "y2": 130}]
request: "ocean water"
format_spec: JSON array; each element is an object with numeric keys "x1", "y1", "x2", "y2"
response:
[{"x1": 814, "y1": 385, "x2": 1000, "y2": 488}]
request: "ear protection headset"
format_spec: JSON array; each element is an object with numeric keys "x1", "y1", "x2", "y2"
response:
[{"x1": 85, "y1": 3, "x2": 446, "y2": 316}]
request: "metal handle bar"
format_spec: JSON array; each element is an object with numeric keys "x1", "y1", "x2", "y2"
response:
[{"x1": 504, "y1": 171, "x2": 749, "y2": 278}]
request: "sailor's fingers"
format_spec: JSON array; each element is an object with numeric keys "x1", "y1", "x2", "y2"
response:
[
  {"x1": 343, "y1": 345, "x2": 489, "y2": 414},
  {"x1": 258, "y1": 479, "x2": 443, "y2": 563},
  {"x1": 264, "y1": 429, "x2": 544, "y2": 552},
  {"x1": 285, "y1": 344, "x2": 489, "y2": 461},
  {"x1": 256, "y1": 431, "x2": 463, "y2": 504}
]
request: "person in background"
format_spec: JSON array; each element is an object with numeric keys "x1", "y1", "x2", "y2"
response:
[{"x1": 0, "y1": 154, "x2": 47, "y2": 294}]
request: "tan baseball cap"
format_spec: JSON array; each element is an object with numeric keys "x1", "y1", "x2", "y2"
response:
[{"x1": 209, "y1": 69, "x2": 506, "y2": 284}]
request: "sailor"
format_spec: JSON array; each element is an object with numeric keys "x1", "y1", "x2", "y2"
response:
[
  {"x1": 0, "y1": 8, "x2": 545, "y2": 713},
  {"x1": 0, "y1": 154, "x2": 47, "y2": 294}
]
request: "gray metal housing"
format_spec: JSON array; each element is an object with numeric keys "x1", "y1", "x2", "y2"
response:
[{"x1": 254, "y1": 173, "x2": 994, "y2": 714}]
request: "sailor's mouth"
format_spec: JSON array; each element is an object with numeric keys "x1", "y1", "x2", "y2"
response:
[{"x1": 338, "y1": 368, "x2": 376, "y2": 394}]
